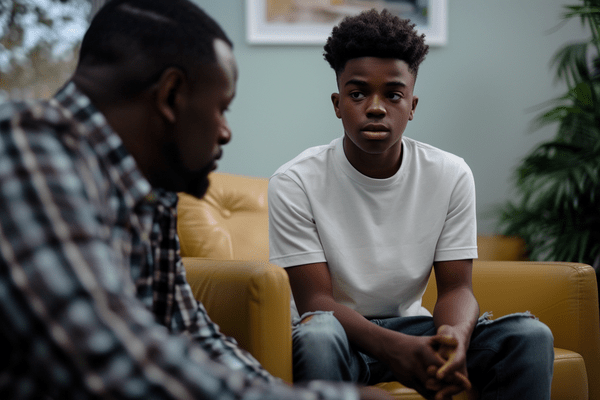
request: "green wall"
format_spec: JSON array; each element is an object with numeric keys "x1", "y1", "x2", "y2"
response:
[{"x1": 194, "y1": 0, "x2": 588, "y2": 234}]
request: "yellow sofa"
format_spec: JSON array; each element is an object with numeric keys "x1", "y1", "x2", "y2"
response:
[{"x1": 177, "y1": 172, "x2": 600, "y2": 400}]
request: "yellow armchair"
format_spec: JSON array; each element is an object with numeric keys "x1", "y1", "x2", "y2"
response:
[
  {"x1": 184, "y1": 257, "x2": 293, "y2": 383},
  {"x1": 178, "y1": 172, "x2": 600, "y2": 400}
]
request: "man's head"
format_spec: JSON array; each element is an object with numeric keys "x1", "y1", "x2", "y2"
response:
[
  {"x1": 78, "y1": 0, "x2": 233, "y2": 100},
  {"x1": 324, "y1": 9, "x2": 429, "y2": 80},
  {"x1": 74, "y1": 0, "x2": 237, "y2": 199}
]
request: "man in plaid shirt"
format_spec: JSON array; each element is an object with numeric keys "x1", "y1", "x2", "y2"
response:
[{"x1": 0, "y1": 0, "x2": 392, "y2": 399}]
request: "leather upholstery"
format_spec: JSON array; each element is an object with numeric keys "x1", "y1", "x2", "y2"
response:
[
  {"x1": 178, "y1": 173, "x2": 268, "y2": 261},
  {"x1": 178, "y1": 172, "x2": 600, "y2": 400},
  {"x1": 183, "y1": 257, "x2": 293, "y2": 383}
]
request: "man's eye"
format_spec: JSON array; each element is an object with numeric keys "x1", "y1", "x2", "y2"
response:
[
  {"x1": 350, "y1": 92, "x2": 364, "y2": 99},
  {"x1": 388, "y1": 93, "x2": 402, "y2": 100}
]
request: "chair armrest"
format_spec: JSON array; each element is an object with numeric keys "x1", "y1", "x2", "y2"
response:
[
  {"x1": 423, "y1": 261, "x2": 600, "y2": 400},
  {"x1": 182, "y1": 257, "x2": 293, "y2": 383}
]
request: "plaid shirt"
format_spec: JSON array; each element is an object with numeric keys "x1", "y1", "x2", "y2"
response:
[{"x1": 0, "y1": 82, "x2": 358, "y2": 400}]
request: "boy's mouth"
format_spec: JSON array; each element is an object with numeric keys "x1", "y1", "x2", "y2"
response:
[
  {"x1": 361, "y1": 131, "x2": 388, "y2": 139},
  {"x1": 361, "y1": 123, "x2": 390, "y2": 139}
]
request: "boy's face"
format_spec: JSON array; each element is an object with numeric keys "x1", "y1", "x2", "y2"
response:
[{"x1": 332, "y1": 57, "x2": 418, "y2": 176}]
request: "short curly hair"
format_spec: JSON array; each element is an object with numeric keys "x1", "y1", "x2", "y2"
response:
[{"x1": 324, "y1": 9, "x2": 429, "y2": 78}]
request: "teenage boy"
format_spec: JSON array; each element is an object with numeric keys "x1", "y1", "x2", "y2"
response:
[
  {"x1": 269, "y1": 9, "x2": 554, "y2": 400},
  {"x1": 0, "y1": 1, "x2": 392, "y2": 399}
]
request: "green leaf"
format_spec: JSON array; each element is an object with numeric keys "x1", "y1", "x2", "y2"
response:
[
  {"x1": 550, "y1": 42, "x2": 591, "y2": 86},
  {"x1": 573, "y1": 82, "x2": 594, "y2": 105}
]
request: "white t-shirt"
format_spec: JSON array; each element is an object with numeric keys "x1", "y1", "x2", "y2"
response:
[{"x1": 268, "y1": 136, "x2": 478, "y2": 318}]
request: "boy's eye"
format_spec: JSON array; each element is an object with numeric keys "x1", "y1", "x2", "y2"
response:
[
  {"x1": 388, "y1": 93, "x2": 402, "y2": 100},
  {"x1": 349, "y1": 92, "x2": 365, "y2": 100}
]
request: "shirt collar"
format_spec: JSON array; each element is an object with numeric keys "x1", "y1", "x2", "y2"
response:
[
  {"x1": 144, "y1": 188, "x2": 179, "y2": 209},
  {"x1": 54, "y1": 81, "x2": 152, "y2": 208}
]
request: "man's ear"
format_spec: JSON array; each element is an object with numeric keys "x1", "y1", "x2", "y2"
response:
[
  {"x1": 155, "y1": 67, "x2": 187, "y2": 124},
  {"x1": 331, "y1": 93, "x2": 341, "y2": 119}
]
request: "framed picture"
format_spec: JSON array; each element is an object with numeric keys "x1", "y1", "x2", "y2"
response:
[{"x1": 246, "y1": 0, "x2": 447, "y2": 46}]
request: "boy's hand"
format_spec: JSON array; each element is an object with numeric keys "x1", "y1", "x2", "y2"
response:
[
  {"x1": 425, "y1": 365, "x2": 470, "y2": 400},
  {"x1": 380, "y1": 333, "x2": 448, "y2": 398},
  {"x1": 426, "y1": 325, "x2": 472, "y2": 400}
]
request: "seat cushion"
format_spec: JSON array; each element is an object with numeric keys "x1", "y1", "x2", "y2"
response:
[{"x1": 373, "y1": 382, "x2": 468, "y2": 400}]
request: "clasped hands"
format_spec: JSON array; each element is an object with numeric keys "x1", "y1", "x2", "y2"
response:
[
  {"x1": 386, "y1": 325, "x2": 473, "y2": 400},
  {"x1": 424, "y1": 325, "x2": 473, "y2": 400}
]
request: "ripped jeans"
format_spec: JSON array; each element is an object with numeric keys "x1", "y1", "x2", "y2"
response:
[{"x1": 292, "y1": 311, "x2": 554, "y2": 400}]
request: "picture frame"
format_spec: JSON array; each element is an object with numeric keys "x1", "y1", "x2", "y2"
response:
[{"x1": 246, "y1": 0, "x2": 447, "y2": 46}]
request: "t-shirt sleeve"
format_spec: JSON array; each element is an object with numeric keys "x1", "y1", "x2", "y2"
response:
[
  {"x1": 268, "y1": 172, "x2": 327, "y2": 268},
  {"x1": 434, "y1": 159, "x2": 479, "y2": 262}
]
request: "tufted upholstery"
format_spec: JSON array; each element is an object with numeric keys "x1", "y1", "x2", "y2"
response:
[
  {"x1": 178, "y1": 173, "x2": 269, "y2": 261},
  {"x1": 178, "y1": 172, "x2": 600, "y2": 400}
]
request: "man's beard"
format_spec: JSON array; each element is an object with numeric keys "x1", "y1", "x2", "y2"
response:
[{"x1": 149, "y1": 142, "x2": 214, "y2": 199}]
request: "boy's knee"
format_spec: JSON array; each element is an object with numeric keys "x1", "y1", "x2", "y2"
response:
[
  {"x1": 510, "y1": 317, "x2": 555, "y2": 374},
  {"x1": 293, "y1": 312, "x2": 349, "y2": 364},
  {"x1": 297, "y1": 310, "x2": 336, "y2": 323},
  {"x1": 478, "y1": 312, "x2": 554, "y2": 354},
  {"x1": 521, "y1": 318, "x2": 554, "y2": 347},
  {"x1": 293, "y1": 311, "x2": 345, "y2": 343},
  {"x1": 300, "y1": 314, "x2": 315, "y2": 324},
  {"x1": 502, "y1": 314, "x2": 554, "y2": 357}
]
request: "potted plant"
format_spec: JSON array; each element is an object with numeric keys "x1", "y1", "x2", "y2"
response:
[{"x1": 497, "y1": 0, "x2": 600, "y2": 287}]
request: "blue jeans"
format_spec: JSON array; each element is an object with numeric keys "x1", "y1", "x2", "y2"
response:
[{"x1": 292, "y1": 311, "x2": 554, "y2": 399}]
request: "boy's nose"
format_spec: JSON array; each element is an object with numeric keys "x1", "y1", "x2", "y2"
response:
[{"x1": 366, "y1": 95, "x2": 386, "y2": 117}]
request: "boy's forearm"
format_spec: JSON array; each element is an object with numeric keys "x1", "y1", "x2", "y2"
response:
[{"x1": 432, "y1": 287, "x2": 479, "y2": 345}]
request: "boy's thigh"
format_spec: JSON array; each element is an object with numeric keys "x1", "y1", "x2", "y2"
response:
[
  {"x1": 469, "y1": 311, "x2": 550, "y2": 352},
  {"x1": 466, "y1": 312, "x2": 554, "y2": 376},
  {"x1": 370, "y1": 315, "x2": 438, "y2": 336},
  {"x1": 292, "y1": 311, "x2": 369, "y2": 383}
]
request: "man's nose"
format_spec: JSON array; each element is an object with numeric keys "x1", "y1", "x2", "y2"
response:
[{"x1": 220, "y1": 120, "x2": 232, "y2": 145}]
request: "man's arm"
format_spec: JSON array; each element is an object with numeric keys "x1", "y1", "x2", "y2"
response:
[
  {"x1": 144, "y1": 196, "x2": 275, "y2": 383},
  {"x1": 287, "y1": 262, "x2": 450, "y2": 395},
  {"x1": 174, "y1": 255, "x2": 278, "y2": 381}
]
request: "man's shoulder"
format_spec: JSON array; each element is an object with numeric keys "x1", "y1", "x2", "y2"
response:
[
  {"x1": 0, "y1": 97, "x2": 77, "y2": 136},
  {"x1": 0, "y1": 99, "x2": 20, "y2": 118},
  {"x1": 0, "y1": 99, "x2": 71, "y2": 149},
  {"x1": 0, "y1": 99, "x2": 37, "y2": 125}
]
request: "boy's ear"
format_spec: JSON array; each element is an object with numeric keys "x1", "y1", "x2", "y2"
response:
[
  {"x1": 331, "y1": 93, "x2": 342, "y2": 119},
  {"x1": 409, "y1": 96, "x2": 419, "y2": 120},
  {"x1": 155, "y1": 67, "x2": 187, "y2": 124}
]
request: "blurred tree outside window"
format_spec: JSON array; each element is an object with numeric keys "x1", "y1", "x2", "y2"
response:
[{"x1": 0, "y1": 0, "x2": 105, "y2": 99}]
